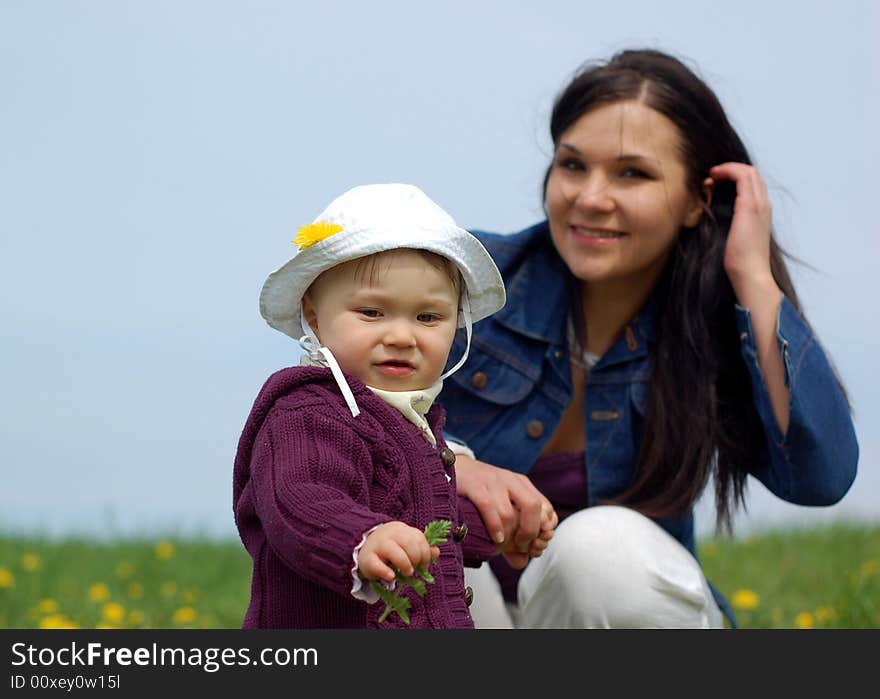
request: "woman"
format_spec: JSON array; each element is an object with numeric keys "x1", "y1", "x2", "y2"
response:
[{"x1": 439, "y1": 49, "x2": 858, "y2": 628}]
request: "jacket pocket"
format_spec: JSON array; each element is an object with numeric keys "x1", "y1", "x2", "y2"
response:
[
  {"x1": 441, "y1": 345, "x2": 538, "y2": 446},
  {"x1": 447, "y1": 342, "x2": 537, "y2": 405}
]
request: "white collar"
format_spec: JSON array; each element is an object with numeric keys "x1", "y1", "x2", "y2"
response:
[
  {"x1": 365, "y1": 381, "x2": 443, "y2": 445},
  {"x1": 299, "y1": 351, "x2": 442, "y2": 444}
]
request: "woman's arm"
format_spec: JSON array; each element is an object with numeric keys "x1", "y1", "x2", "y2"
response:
[
  {"x1": 710, "y1": 162, "x2": 789, "y2": 434},
  {"x1": 452, "y1": 452, "x2": 554, "y2": 569},
  {"x1": 710, "y1": 162, "x2": 858, "y2": 504}
]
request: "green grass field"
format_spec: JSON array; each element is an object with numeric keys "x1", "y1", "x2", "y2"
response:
[{"x1": 1, "y1": 524, "x2": 877, "y2": 629}]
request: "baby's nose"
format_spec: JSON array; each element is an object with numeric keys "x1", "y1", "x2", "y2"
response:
[{"x1": 383, "y1": 320, "x2": 417, "y2": 347}]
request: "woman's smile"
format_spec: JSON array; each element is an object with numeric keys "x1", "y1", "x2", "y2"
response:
[{"x1": 568, "y1": 225, "x2": 628, "y2": 246}]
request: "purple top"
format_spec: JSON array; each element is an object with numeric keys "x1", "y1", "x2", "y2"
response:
[
  {"x1": 233, "y1": 366, "x2": 495, "y2": 629},
  {"x1": 489, "y1": 450, "x2": 588, "y2": 603}
]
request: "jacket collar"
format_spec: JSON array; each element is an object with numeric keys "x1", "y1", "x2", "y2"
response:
[
  {"x1": 592, "y1": 288, "x2": 659, "y2": 369},
  {"x1": 492, "y1": 222, "x2": 569, "y2": 344},
  {"x1": 490, "y1": 221, "x2": 661, "y2": 363}
]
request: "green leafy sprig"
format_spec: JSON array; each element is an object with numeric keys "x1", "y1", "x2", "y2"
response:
[{"x1": 369, "y1": 519, "x2": 452, "y2": 624}]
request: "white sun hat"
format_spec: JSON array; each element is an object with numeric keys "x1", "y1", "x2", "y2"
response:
[{"x1": 259, "y1": 183, "x2": 506, "y2": 416}]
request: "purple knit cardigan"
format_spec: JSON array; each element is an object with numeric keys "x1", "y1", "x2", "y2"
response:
[{"x1": 233, "y1": 366, "x2": 495, "y2": 629}]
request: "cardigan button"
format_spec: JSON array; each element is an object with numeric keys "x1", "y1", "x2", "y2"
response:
[
  {"x1": 526, "y1": 420, "x2": 544, "y2": 439},
  {"x1": 463, "y1": 586, "x2": 474, "y2": 607},
  {"x1": 453, "y1": 522, "x2": 468, "y2": 542},
  {"x1": 439, "y1": 447, "x2": 456, "y2": 468},
  {"x1": 471, "y1": 371, "x2": 488, "y2": 389}
]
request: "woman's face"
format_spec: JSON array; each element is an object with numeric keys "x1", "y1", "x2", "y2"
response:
[{"x1": 545, "y1": 99, "x2": 703, "y2": 293}]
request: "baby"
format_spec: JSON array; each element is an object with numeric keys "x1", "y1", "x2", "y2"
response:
[{"x1": 233, "y1": 184, "x2": 555, "y2": 628}]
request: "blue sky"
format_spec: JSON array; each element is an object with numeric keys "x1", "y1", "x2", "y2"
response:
[{"x1": 1, "y1": 1, "x2": 877, "y2": 539}]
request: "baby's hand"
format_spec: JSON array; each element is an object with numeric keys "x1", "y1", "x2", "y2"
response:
[
  {"x1": 501, "y1": 502, "x2": 558, "y2": 569},
  {"x1": 531, "y1": 501, "x2": 558, "y2": 555},
  {"x1": 357, "y1": 521, "x2": 441, "y2": 582}
]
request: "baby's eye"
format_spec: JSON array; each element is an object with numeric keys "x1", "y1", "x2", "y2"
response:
[
  {"x1": 417, "y1": 313, "x2": 440, "y2": 323},
  {"x1": 357, "y1": 308, "x2": 382, "y2": 318}
]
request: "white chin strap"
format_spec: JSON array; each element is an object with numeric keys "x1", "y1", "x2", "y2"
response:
[
  {"x1": 299, "y1": 314, "x2": 361, "y2": 418},
  {"x1": 440, "y1": 292, "x2": 472, "y2": 381},
  {"x1": 297, "y1": 293, "x2": 474, "y2": 419}
]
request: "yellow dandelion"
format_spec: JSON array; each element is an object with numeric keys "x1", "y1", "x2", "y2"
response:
[
  {"x1": 0, "y1": 567, "x2": 15, "y2": 589},
  {"x1": 154, "y1": 541, "x2": 175, "y2": 560},
  {"x1": 730, "y1": 589, "x2": 759, "y2": 612},
  {"x1": 815, "y1": 606, "x2": 836, "y2": 624},
  {"x1": 795, "y1": 611, "x2": 815, "y2": 629},
  {"x1": 127, "y1": 582, "x2": 144, "y2": 599},
  {"x1": 128, "y1": 610, "x2": 144, "y2": 626},
  {"x1": 293, "y1": 221, "x2": 344, "y2": 250},
  {"x1": 96, "y1": 623, "x2": 119, "y2": 630},
  {"x1": 102, "y1": 602, "x2": 125, "y2": 625},
  {"x1": 700, "y1": 541, "x2": 718, "y2": 558},
  {"x1": 37, "y1": 599, "x2": 58, "y2": 614},
  {"x1": 115, "y1": 561, "x2": 135, "y2": 578},
  {"x1": 172, "y1": 606, "x2": 197, "y2": 625},
  {"x1": 860, "y1": 560, "x2": 879, "y2": 577},
  {"x1": 88, "y1": 583, "x2": 110, "y2": 602},
  {"x1": 180, "y1": 587, "x2": 199, "y2": 604},
  {"x1": 161, "y1": 581, "x2": 178, "y2": 598},
  {"x1": 21, "y1": 553, "x2": 41, "y2": 572},
  {"x1": 39, "y1": 615, "x2": 79, "y2": 629}
]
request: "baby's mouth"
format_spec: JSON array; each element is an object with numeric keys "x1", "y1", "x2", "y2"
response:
[{"x1": 375, "y1": 360, "x2": 415, "y2": 376}]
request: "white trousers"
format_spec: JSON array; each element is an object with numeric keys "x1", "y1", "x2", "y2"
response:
[{"x1": 465, "y1": 505, "x2": 724, "y2": 629}]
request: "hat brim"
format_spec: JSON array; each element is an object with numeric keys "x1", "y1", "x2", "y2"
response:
[{"x1": 260, "y1": 224, "x2": 505, "y2": 340}]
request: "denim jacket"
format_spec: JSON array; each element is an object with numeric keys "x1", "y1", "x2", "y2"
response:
[{"x1": 440, "y1": 222, "x2": 859, "y2": 624}]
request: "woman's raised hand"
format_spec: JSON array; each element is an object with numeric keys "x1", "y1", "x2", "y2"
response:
[
  {"x1": 709, "y1": 161, "x2": 788, "y2": 432},
  {"x1": 708, "y1": 162, "x2": 775, "y2": 295}
]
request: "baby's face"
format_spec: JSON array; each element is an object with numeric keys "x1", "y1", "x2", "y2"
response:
[{"x1": 303, "y1": 249, "x2": 459, "y2": 391}]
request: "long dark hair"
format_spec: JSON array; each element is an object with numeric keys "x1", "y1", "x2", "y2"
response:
[{"x1": 543, "y1": 49, "x2": 821, "y2": 533}]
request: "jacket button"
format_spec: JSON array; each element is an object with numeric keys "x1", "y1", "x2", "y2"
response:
[
  {"x1": 471, "y1": 371, "x2": 488, "y2": 389},
  {"x1": 526, "y1": 420, "x2": 544, "y2": 438},
  {"x1": 439, "y1": 447, "x2": 456, "y2": 468},
  {"x1": 625, "y1": 325, "x2": 638, "y2": 351},
  {"x1": 590, "y1": 410, "x2": 620, "y2": 421},
  {"x1": 464, "y1": 586, "x2": 474, "y2": 607},
  {"x1": 453, "y1": 522, "x2": 468, "y2": 542}
]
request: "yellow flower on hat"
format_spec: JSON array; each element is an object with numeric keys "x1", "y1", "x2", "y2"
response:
[{"x1": 293, "y1": 221, "x2": 344, "y2": 250}]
